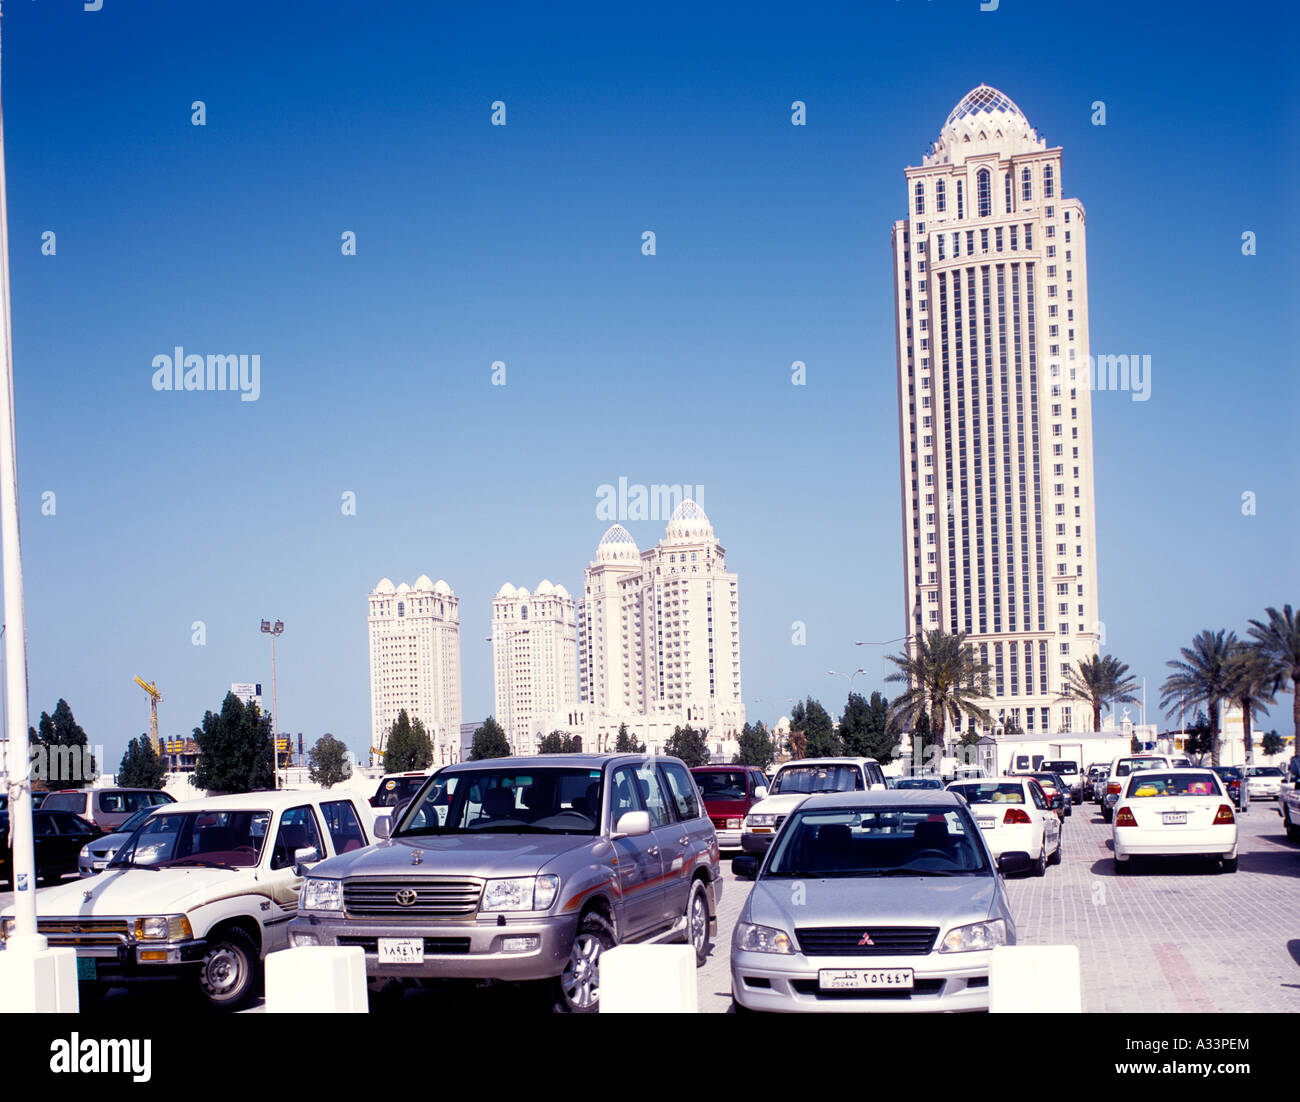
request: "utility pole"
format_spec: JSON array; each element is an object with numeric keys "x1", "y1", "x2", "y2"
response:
[{"x1": 261, "y1": 619, "x2": 284, "y2": 789}]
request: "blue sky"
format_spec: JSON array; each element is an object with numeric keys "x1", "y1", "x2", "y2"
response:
[{"x1": 2, "y1": 0, "x2": 1297, "y2": 769}]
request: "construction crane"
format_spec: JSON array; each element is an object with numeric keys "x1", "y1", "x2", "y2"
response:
[{"x1": 133, "y1": 677, "x2": 163, "y2": 757}]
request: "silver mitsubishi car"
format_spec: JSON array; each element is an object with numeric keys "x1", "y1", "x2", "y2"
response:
[{"x1": 730, "y1": 789, "x2": 1018, "y2": 1012}]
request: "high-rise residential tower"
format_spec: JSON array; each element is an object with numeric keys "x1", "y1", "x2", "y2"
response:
[
  {"x1": 368, "y1": 575, "x2": 462, "y2": 762},
  {"x1": 491, "y1": 580, "x2": 579, "y2": 753},
  {"x1": 892, "y1": 85, "x2": 1100, "y2": 736}
]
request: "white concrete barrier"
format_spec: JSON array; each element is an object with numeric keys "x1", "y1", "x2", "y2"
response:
[
  {"x1": 990, "y1": 945, "x2": 1081, "y2": 1012},
  {"x1": 599, "y1": 944, "x2": 697, "y2": 1013},
  {"x1": 0, "y1": 943, "x2": 80, "y2": 1013},
  {"x1": 264, "y1": 946, "x2": 368, "y2": 1013}
]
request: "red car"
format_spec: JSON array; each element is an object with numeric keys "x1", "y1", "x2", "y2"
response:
[{"x1": 690, "y1": 766, "x2": 771, "y2": 850}]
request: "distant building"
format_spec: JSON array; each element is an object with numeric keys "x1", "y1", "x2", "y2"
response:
[
  {"x1": 368, "y1": 575, "x2": 462, "y2": 764},
  {"x1": 492, "y1": 580, "x2": 579, "y2": 753}
]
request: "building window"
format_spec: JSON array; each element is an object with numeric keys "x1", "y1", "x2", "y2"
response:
[
  {"x1": 1044, "y1": 164, "x2": 1055, "y2": 198},
  {"x1": 957, "y1": 179, "x2": 963, "y2": 219},
  {"x1": 1021, "y1": 166, "x2": 1032, "y2": 203},
  {"x1": 914, "y1": 180, "x2": 925, "y2": 214},
  {"x1": 1004, "y1": 171, "x2": 1012, "y2": 213},
  {"x1": 977, "y1": 168, "x2": 991, "y2": 217},
  {"x1": 936, "y1": 179, "x2": 946, "y2": 212}
]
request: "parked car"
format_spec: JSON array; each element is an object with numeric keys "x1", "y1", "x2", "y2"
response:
[
  {"x1": 892, "y1": 777, "x2": 946, "y2": 791},
  {"x1": 1040, "y1": 760, "x2": 1082, "y2": 804},
  {"x1": 0, "y1": 809, "x2": 105, "y2": 888},
  {"x1": 1085, "y1": 764, "x2": 1110, "y2": 804},
  {"x1": 1246, "y1": 766, "x2": 1284, "y2": 801},
  {"x1": 1101, "y1": 755, "x2": 1171, "y2": 823},
  {"x1": 730, "y1": 790, "x2": 1017, "y2": 1012},
  {"x1": 39, "y1": 787, "x2": 175, "y2": 833},
  {"x1": 947, "y1": 776, "x2": 1061, "y2": 875},
  {"x1": 1211, "y1": 766, "x2": 1245, "y2": 809},
  {"x1": 78, "y1": 804, "x2": 163, "y2": 877},
  {"x1": 1025, "y1": 772, "x2": 1071, "y2": 819},
  {"x1": 741, "y1": 758, "x2": 888, "y2": 854},
  {"x1": 691, "y1": 766, "x2": 770, "y2": 850},
  {"x1": 289, "y1": 754, "x2": 721, "y2": 1014},
  {"x1": 1112, "y1": 768, "x2": 1238, "y2": 874},
  {"x1": 1, "y1": 789, "x2": 374, "y2": 1009}
]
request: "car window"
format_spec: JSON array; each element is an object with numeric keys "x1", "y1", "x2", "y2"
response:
[
  {"x1": 97, "y1": 792, "x2": 128, "y2": 814},
  {"x1": 610, "y1": 765, "x2": 643, "y2": 822},
  {"x1": 772, "y1": 764, "x2": 865, "y2": 795},
  {"x1": 1028, "y1": 781, "x2": 1048, "y2": 810},
  {"x1": 950, "y1": 782, "x2": 1026, "y2": 805},
  {"x1": 320, "y1": 800, "x2": 368, "y2": 854},
  {"x1": 692, "y1": 770, "x2": 747, "y2": 799},
  {"x1": 33, "y1": 814, "x2": 59, "y2": 836},
  {"x1": 659, "y1": 762, "x2": 702, "y2": 821},
  {"x1": 1126, "y1": 772, "x2": 1222, "y2": 798},
  {"x1": 768, "y1": 806, "x2": 988, "y2": 876},
  {"x1": 635, "y1": 762, "x2": 673, "y2": 829},
  {"x1": 272, "y1": 806, "x2": 325, "y2": 870},
  {"x1": 40, "y1": 793, "x2": 85, "y2": 815}
]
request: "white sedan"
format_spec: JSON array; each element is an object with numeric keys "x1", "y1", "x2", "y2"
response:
[
  {"x1": 1112, "y1": 768, "x2": 1238, "y2": 874},
  {"x1": 946, "y1": 777, "x2": 1061, "y2": 876},
  {"x1": 1246, "y1": 767, "x2": 1284, "y2": 801}
]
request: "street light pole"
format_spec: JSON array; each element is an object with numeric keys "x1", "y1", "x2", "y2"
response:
[{"x1": 261, "y1": 619, "x2": 284, "y2": 789}]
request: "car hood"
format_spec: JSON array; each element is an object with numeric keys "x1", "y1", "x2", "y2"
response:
[
  {"x1": 3, "y1": 866, "x2": 261, "y2": 918},
  {"x1": 744, "y1": 874, "x2": 998, "y2": 935},
  {"x1": 745, "y1": 794, "x2": 814, "y2": 817},
  {"x1": 310, "y1": 832, "x2": 599, "y2": 880}
]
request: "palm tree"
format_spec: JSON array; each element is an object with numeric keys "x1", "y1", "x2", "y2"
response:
[
  {"x1": 1160, "y1": 630, "x2": 1236, "y2": 766},
  {"x1": 1057, "y1": 653, "x2": 1141, "y2": 732},
  {"x1": 886, "y1": 630, "x2": 992, "y2": 753},
  {"x1": 1224, "y1": 642, "x2": 1277, "y2": 767},
  {"x1": 1247, "y1": 605, "x2": 1300, "y2": 750}
]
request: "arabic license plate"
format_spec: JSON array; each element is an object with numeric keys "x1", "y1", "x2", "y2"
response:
[
  {"x1": 377, "y1": 938, "x2": 424, "y2": 964},
  {"x1": 977, "y1": 817, "x2": 996, "y2": 829},
  {"x1": 1162, "y1": 811, "x2": 1188, "y2": 825},
  {"x1": 76, "y1": 958, "x2": 97, "y2": 981},
  {"x1": 818, "y1": 968, "x2": 914, "y2": 991},
  {"x1": 92, "y1": 861, "x2": 106, "y2": 871}
]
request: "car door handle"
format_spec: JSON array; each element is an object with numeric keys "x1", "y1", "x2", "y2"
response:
[
  {"x1": 647, "y1": 845, "x2": 660, "y2": 857},
  {"x1": 676, "y1": 837, "x2": 689, "y2": 846}
]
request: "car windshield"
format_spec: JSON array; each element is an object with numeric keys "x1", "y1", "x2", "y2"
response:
[
  {"x1": 1125, "y1": 772, "x2": 1223, "y2": 798},
  {"x1": 949, "y1": 782, "x2": 1026, "y2": 805},
  {"x1": 1116, "y1": 759, "x2": 1164, "y2": 777},
  {"x1": 771, "y1": 765, "x2": 864, "y2": 795},
  {"x1": 1250, "y1": 767, "x2": 1283, "y2": 777},
  {"x1": 894, "y1": 778, "x2": 943, "y2": 790},
  {"x1": 109, "y1": 810, "x2": 271, "y2": 869},
  {"x1": 693, "y1": 771, "x2": 749, "y2": 799},
  {"x1": 373, "y1": 775, "x2": 428, "y2": 807},
  {"x1": 1043, "y1": 762, "x2": 1078, "y2": 775},
  {"x1": 113, "y1": 806, "x2": 158, "y2": 836},
  {"x1": 395, "y1": 767, "x2": 604, "y2": 836},
  {"x1": 766, "y1": 806, "x2": 988, "y2": 877}
]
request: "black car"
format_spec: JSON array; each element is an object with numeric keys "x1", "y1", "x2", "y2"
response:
[
  {"x1": 1212, "y1": 766, "x2": 1245, "y2": 809},
  {"x1": 0, "y1": 809, "x2": 105, "y2": 888},
  {"x1": 1026, "y1": 772, "x2": 1072, "y2": 817}
]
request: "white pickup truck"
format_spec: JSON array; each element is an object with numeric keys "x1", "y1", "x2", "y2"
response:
[{"x1": 1, "y1": 789, "x2": 373, "y2": 1009}]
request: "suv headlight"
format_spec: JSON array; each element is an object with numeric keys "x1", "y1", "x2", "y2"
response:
[
  {"x1": 734, "y1": 921, "x2": 795, "y2": 954},
  {"x1": 939, "y1": 918, "x2": 1007, "y2": 954},
  {"x1": 301, "y1": 878, "x2": 343, "y2": 912},
  {"x1": 481, "y1": 876, "x2": 560, "y2": 913},
  {"x1": 746, "y1": 814, "x2": 776, "y2": 827},
  {"x1": 134, "y1": 916, "x2": 193, "y2": 941}
]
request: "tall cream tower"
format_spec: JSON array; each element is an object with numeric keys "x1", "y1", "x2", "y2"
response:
[
  {"x1": 368, "y1": 575, "x2": 463, "y2": 762},
  {"x1": 492, "y1": 580, "x2": 579, "y2": 753},
  {"x1": 892, "y1": 85, "x2": 1100, "y2": 736}
]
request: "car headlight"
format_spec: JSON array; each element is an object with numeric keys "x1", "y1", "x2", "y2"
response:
[
  {"x1": 734, "y1": 921, "x2": 795, "y2": 954},
  {"x1": 726, "y1": 818, "x2": 742, "y2": 829},
  {"x1": 939, "y1": 919, "x2": 1007, "y2": 954},
  {"x1": 481, "y1": 875, "x2": 560, "y2": 913},
  {"x1": 134, "y1": 916, "x2": 193, "y2": 941},
  {"x1": 746, "y1": 814, "x2": 776, "y2": 827},
  {"x1": 300, "y1": 878, "x2": 343, "y2": 912}
]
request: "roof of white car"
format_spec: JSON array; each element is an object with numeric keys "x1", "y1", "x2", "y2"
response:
[
  {"x1": 799, "y1": 790, "x2": 963, "y2": 810},
  {"x1": 162, "y1": 790, "x2": 363, "y2": 814},
  {"x1": 776, "y1": 757, "x2": 880, "y2": 768}
]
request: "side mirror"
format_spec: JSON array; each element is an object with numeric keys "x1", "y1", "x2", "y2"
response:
[
  {"x1": 731, "y1": 855, "x2": 759, "y2": 880},
  {"x1": 613, "y1": 810, "x2": 651, "y2": 838},
  {"x1": 753, "y1": 786, "x2": 768, "y2": 800},
  {"x1": 374, "y1": 814, "x2": 391, "y2": 840},
  {"x1": 293, "y1": 846, "x2": 320, "y2": 875},
  {"x1": 998, "y1": 853, "x2": 1031, "y2": 876}
]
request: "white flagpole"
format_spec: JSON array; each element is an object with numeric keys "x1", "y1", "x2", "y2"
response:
[{"x1": 0, "y1": 0, "x2": 44, "y2": 953}]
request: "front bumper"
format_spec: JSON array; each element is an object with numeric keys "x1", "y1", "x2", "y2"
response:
[
  {"x1": 713, "y1": 829, "x2": 742, "y2": 850},
  {"x1": 288, "y1": 913, "x2": 577, "y2": 982},
  {"x1": 731, "y1": 948, "x2": 995, "y2": 1013},
  {"x1": 741, "y1": 831, "x2": 777, "y2": 855}
]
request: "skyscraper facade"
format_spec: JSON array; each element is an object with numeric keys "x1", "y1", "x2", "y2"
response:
[
  {"x1": 491, "y1": 579, "x2": 579, "y2": 753},
  {"x1": 892, "y1": 85, "x2": 1101, "y2": 736},
  {"x1": 368, "y1": 575, "x2": 463, "y2": 761}
]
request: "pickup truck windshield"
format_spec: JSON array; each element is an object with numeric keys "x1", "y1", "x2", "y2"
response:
[
  {"x1": 396, "y1": 767, "x2": 605, "y2": 837},
  {"x1": 109, "y1": 810, "x2": 271, "y2": 869},
  {"x1": 771, "y1": 765, "x2": 865, "y2": 795}
]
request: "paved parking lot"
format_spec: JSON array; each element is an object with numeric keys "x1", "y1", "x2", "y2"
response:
[{"x1": 4, "y1": 799, "x2": 1298, "y2": 1012}]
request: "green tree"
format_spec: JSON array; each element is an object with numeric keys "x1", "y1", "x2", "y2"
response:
[
  {"x1": 733, "y1": 721, "x2": 775, "y2": 768},
  {"x1": 886, "y1": 631, "x2": 992, "y2": 751},
  {"x1": 1058, "y1": 653, "x2": 1142, "y2": 732},
  {"x1": 383, "y1": 710, "x2": 433, "y2": 773},
  {"x1": 539, "y1": 731, "x2": 579, "y2": 753},
  {"x1": 1002, "y1": 712, "x2": 1023, "y2": 736},
  {"x1": 1261, "y1": 731, "x2": 1286, "y2": 758},
  {"x1": 116, "y1": 734, "x2": 167, "y2": 790},
  {"x1": 1161, "y1": 629, "x2": 1237, "y2": 766},
  {"x1": 1247, "y1": 605, "x2": 1300, "y2": 750},
  {"x1": 30, "y1": 698, "x2": 97, "y2": 789},
  {"x1": 613, "y1": 722, "x2": 645, "y2": 753},
  {"x1": 468, "y1": 716, "x2": 511, "y2": 760},
  {"x1": 839, "y1": 692, "x2": 898, "y2": 763},
  {"x1": 790, "y1": 698, "x2": 840, "y2": 758},
  {"x1": 665, "y1": 725, "x2": 710, "y2": 767},
  {"x1": 308, "y1": 733, "x2": 353, "y2": 788},
  {"x1": 1181, "y1": 712, "x2": 1214, "y2": 762},
  {"x1": 1224, "y1": 643, "x2": 1276, "y2": 767},
  {"x1": 193, "y1": 692, "x2": 275, "y2": 793}
]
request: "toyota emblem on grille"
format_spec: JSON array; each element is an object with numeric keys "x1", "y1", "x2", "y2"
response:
[
  {"x1": 858, "y1": 932, "x2": 875, "y2": 946},
  {"x1": 395, "y1": 889, "x2": 418, "y2": 907}
]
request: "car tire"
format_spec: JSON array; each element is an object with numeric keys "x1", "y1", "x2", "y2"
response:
[
  {"x1": 1285, "y1": 806, "x2": 1300, "y2": 843},
  {"x1": 1101, "y1": 807, "x2": 1112, "y2": 824},
  {"x1": 553, "y1": 911, "x2": 615, "y2": 1014},
  {"x1": 1031, "y1": 843, "x2": 1047, "y2": 877},
  {"x1": 195, "y1": 926, "x2": 260, "y2": 1011},
  {"x1": 684, "y1": 880, "x2": 711, "y2": 967},
  {"x1": 1221, "y1": 855, "x2": 1238, "y2": 874},
  {"x1": 1048, "y1": 833, "x2": 1063, "y2": 866}
]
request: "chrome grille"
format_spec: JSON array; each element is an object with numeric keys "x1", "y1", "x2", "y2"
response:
[
  {"x1": 343, "y1": 878, "x2": 483, "y2": 919},
  {"x1": 795, "y1": 926, "x2": 939, "y2": 956},
  {"x1": 39, "y1": 918, "x2": 130, "y2": 947}
]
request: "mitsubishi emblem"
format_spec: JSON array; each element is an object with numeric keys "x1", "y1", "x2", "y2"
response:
[{"x1": 858, "y1": 932, "x2": 875, "y2": 947}]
